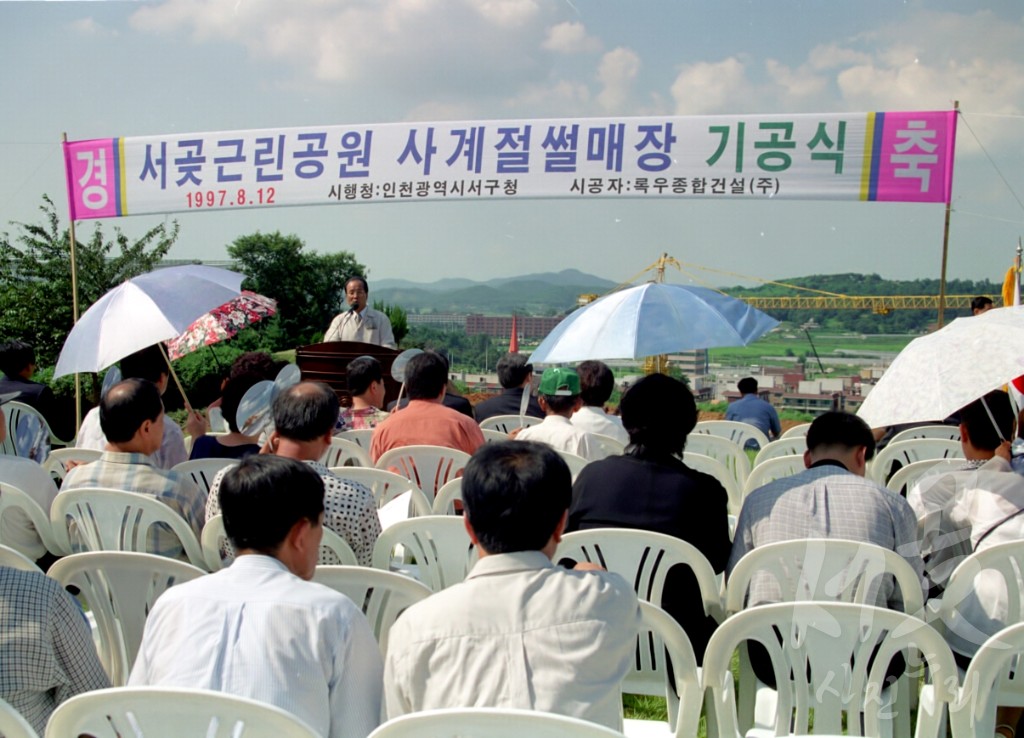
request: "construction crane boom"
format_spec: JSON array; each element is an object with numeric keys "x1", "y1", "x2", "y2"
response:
[{"x1": 739, "y1": 294, "x2": 995, "y2": 314}]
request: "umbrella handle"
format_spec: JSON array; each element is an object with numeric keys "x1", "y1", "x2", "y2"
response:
[{"x1": 158, "y1": 343, "x2": 193, "y2": 413}]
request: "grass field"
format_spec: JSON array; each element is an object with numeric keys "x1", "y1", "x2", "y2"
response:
[{"x1": 707, "y1": 331, "x2": 915, "y2": 365}]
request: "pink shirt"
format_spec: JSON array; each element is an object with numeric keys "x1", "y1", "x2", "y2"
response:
[{"x1": 370, "y1": 400, "x2": 485, "y2": 462}]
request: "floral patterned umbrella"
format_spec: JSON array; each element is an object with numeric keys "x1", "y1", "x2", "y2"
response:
[{"x1": 166, "y1": 291, "x2": 277, "y2": 360}]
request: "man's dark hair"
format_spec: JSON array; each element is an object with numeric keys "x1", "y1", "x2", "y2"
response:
[
  {"x1": 971, "y1": 296, "x2": 994, "y2": 313},
  {"x1": 345, "y1": 275, "x2": 369, "y2": 293},
  {"x1": 496, "y1": 353, "x2": 532, "y2": 390},
  {"x1": 221, "y1": 371, "x2": 264, "y2": 434},
  {"x1": 737, "y1": 377, "x2": 758, "y2": 395},
  {"x1": 405, "y1": 351, "x2": 448, "y2": 400},
  {"x1": 540, "y1": 394, "x2": 578, "y2": 414},
  {"x1": 0, "y1": 340, "x2": 34, "y2": 378},
  {"x1": 219, "y1": 455, "x2": 325, "y2": 553},
  {"x1": 960, "y1": 389, "x2": 1014, "y2": 452},
  {"x1": 620, "y1": 373, "x2": 696, "y2": 456},
  {"x1": 577, "y1": 361, "x2": 615, "y2": 407},
  {"x1": 99, "y1": 378, "x2": 163, "y2": 443},
  {"x1": 806, "y1": 411, "x2": 876, "y2": 461},
  {"x1": 272, "y1": 382, "x2": 340, "y2": 441},
  {"x1": 347, "y1": 356, "x2": 382, "y2": 397},
  {"x1": 462, "y1": 441, "x2": 570, "y2": 554},
  {"x1": 119, "y1": 345, "x2": 168, "y2": 384}
]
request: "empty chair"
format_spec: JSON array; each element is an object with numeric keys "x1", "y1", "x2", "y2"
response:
[
  {"x1": 869, "y1": 438, "x2": 963, "y2": 484},
  {"x1": 50, "y1": 487, "x2": 207, "y2": 569},
  {"x1": 327, "y1": 467, "x2": 431, "y2": 518},
  {"x1": 321, "y1": 436, "x2": 373, "y2": 467},
  {"x1": 684, "y1": 433, "x2": 751, "y2": 489},
  {"x1": 42, "y1": 448, "x2": 102, "y2": 483},
  {"x1": 313, "y1": 565, "x2": 432, "y2": 655},
  {"x1": 337, "y1": 428, "x2": 374, "y2": 448},
  {"x1": 0, "y1": 542, "x2": 43, "y2": 573},
  {"x1": 681, "y1": 452, "x2": 743, "y2": 516},
  {"x1": 949, "y1": 622, "x2": 1024, "y2": 738},
  {"x1": 368, "y1": 708, "x2": 629, "y2": 738},
  {"x1": 702, "y1": 602, "x2": 958, "y2": 738},
  {"x1": 693, "y1": 420, "x2": 770, "y2": 451},
  {"x1": 0, "y1": 482, "x2": 63, "y2": 557},
  {"x1": 47, "y1": 551, "x2": 206, "y2": 686},
  {"x1": 372, "y1": 515, "x2": 475, "y2": 591},
  {"x1": 752, "y1": 438, "x2": 807, "y2": 469},
  {"x1": 478, "y1": 414, "x2": 542, "y2": 433},
  {"x1": 0, "y1": 696, "x2": 39, "y2": 738},
  {"x1": 780, "y1": 423, "x2": 811, "y2": 439},
  {"x1": 44, "y1": 687, "x2": 321, "y2": 738},
  {"x1": 741, "y1": 455, "x2": 806, "y2": 497},
  {"x1": 375, "y1": 445, "x2": 471, "y2": 502},
  {"x1": 886, "y1": 457, "x2": 965, "y2": 496},
  {"x1": 201, "y1": 513, "x2": 357, "y2": 571},
  {"x1": 889, "y1": 424, "x2": 961, "y2": 445},
  {"x1": 171, "y1": 458, "x2": 237, "y2": 498}
]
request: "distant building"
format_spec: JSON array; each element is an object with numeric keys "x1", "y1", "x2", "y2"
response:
[
  {"x1": 465, "y1": 314, "x2": 563, "y2": 339},
  {"x1": 407, "y1": 313, "x2": 465, "y2": 331}
]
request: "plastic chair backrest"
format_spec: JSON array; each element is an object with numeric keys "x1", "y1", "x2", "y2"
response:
[
  {"x1": 888, "y1": 424, "x2": 961, "y2": 445},
  {"x1": 702, "y1": 602, "x2": 958, "y2": 738},
  {"x1": 684, "y1": 433, "x2": 751, "y2": 488},
  {"x1": 42, "y1": 448, "x2": 102, "y2": 482},
  {"x1": 752, "y1": 438, "x2": 807, "y2": 468},
  {"x1": 693, "y1": 420, "x2": 770, "y2": 450},
  {"x1": 886, "y1": 458, "x2": 965, "y2": 496},
  {"x1": 3, "y1": 401, "x2": 53, "y2": 461},
  {"x1": 170, "y1": 458, "x2": 237, "y2": 498},
  {"x1": 337, "y1": 428, "x2": 374, "y2": 448},
  {"x1": 326, "y1": 467, "x2": 431, "y2": 516},
  {"x1": 313, "y1": 565, "x2": 432, "y2": 655},
  {"x1": 372, "y1": 515, "x2": 475, "y2": 591},
  {"x1": 741, "y1": 455, "x2": 806, "y2": 497},
  {"x1": 319, "y1": 526, "x2": 359, "y2": 566},
  {"x1": 556, "y1": 450, "x2": 589, "y2": 482},
  {"x1": 780, "y1": 423, "x2": 811, "y2": 439},
  {"x1": 478, "y1": 414, "x2": 542, "y2": 433},
  {"x1": 0, "y1": 482, "x2": 63, "y2": 556},
  {"x1": 368, "y1": 708, "x2": 629, "y2": 738},
  {"x1": 321, "y1": 436, "x2": 373, "y2": 468},
  {"x1": 50, "y1": 487, "x2": 206, "y2": 569},
  {"x1": 681, "y1": 452, "x2": 742, "y2": 516},
  {"x1": 0, "y1": 696, "x2": 39, "y2": 738},
  {"x1": 0, "y1": 542, "x2": 43, "y2": 573},
  {"x1": 202, "y1": 513, "x2": 358, "y2": 570},
  {"x1": 725, "y1": 538, "x2": 924, "y2": 616},
  {"x1": 869, "y1": 438, "x2": 963, "y2": 484},
  {"x1": 375, "y1": 445, "x2": 471, "y2": 500},
  {"x1": 44, "y1": 687, "x2": 321, "y2": 738},
  {"x1": 950, "y1": 621, "x2": 1024, "y2": 738},
  {"x1": 480, "y1": 428, "x2": 510, "y2": 443},
  {"x1": 589, "y1": 433, "x2": 626, "y2": 458},
  {"x1": 47, "y1": 552, "x2": 205, "y2": 686},
  {"x1": 431, "y1": 477, "x2": 462, "y2": 515}
]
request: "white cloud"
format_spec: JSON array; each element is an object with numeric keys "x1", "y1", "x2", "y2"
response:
[
  {"x1": 543, "y1": 21, "x2": 600, "y2": 54},
  {"x1": 69, "y1": 16, "x2": 118, "y2": 36},
  {"x1": 807, "y1": 44, "x2": 871, "y2": 71},
  {"x1": 596, "y1": 47, "x2": 640, "y2": 112},
  {"x1": 670, "y1": 57, "x2": 749, "y2": 115}
]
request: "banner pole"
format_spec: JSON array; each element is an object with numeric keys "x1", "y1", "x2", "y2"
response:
[
  {"x1": 62, "y1": 132, "x2": 83, "y2": 432},
  {"x1": 936, "y1": 101, "x2": 959, "y2": 328}
]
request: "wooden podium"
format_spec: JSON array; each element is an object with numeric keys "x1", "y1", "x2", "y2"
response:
[{"x1": 295, "y1": 341, "x2": 401, "y2": 408}]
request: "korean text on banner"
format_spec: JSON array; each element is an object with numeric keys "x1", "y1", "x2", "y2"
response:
[{"x1": 63, "y1": 110, "x2": 957, "y2": 220}]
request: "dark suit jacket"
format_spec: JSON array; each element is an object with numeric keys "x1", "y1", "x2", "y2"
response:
[
  {"x1": 389, "y1": 392, "x2": 475, "y2": 420},
  {"x1": 473, "y1": 387, "x2": 544, "y2": 422},
  {"x1": 0, "y1": 375, "x2": 74, "y2": 441}
]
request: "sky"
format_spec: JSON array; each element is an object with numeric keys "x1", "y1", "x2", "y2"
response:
[{"x1": 1, "y1": 0, "x2": 1022, "y2": 289}]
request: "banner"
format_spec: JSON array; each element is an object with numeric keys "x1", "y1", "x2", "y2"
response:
[{"x1": 63, "y1": 110, "x2": 957, "y2": 220}]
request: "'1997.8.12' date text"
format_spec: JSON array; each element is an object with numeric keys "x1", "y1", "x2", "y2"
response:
[{"x1": 184, "y1": 188, "x2": 276, "y2": 209}]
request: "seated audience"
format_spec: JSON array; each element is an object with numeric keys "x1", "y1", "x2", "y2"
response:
[
  {"x1": 61, "y1": 378, "x2": 206, "y2": 558},
  {"x1": 207, "y1": 381, "x2": 380, "y2": 566},
  {"x1": 971, "y1": 295, "x2": 994, "y2": 315},
  {"x1": 337, "y1": 356, "x2": 389, "y2": 431},
  {"x1": 188, "y1": 371, "x2": 262, "y2": 460},
  {"x1": 514, "y1": 367, "x2": 601, "y2": 461},
  {"x1": 571, "y1": 360, "x2": 628, "y2": 445},
  {"x1": 725, "y1": 377, "x2": 781, "y2": 446},
  {"x1": 384, "y1": 441, "x2": 639, "y2": 728},
  {"x1": 0, "y1": 565, "x2": 110, "y2": 734},
  {"x1": 567, "y1": 373, "x2": 730, "y2": 663},
  {"x1": 388, "y1": 380, "x2": 475, "y2": 419},
  {"x1": 131, "y1": 455, "x2": 382, "y2": 738},
  {"x1": 371, "y1": 351, "x2": 484, "y2": 460},
  {"x1": 473, "y1": 353, "x2": 543, "y2": 422},
  {"x1": 0, "y1": 340, "x2": 73, "y2": 441}
]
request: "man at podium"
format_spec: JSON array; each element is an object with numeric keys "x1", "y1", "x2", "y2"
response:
[{"x1": 324, "y1": 276, "x2": 397, "y2": 348}]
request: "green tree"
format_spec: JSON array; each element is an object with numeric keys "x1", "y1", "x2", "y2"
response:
[
  {"x1": 0, "y1": 195, "x2": 178, "y2": 366},
  {"x1": 227, "y1": 232, "x2": 365, "y2": 349},
  {"x1": 374, "y1": 300, "x2": 409, "y2": 344}
]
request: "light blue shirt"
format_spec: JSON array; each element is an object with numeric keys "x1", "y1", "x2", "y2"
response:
[{"x1": 725, "y1": 394, "x2": 781, "y2": 439}]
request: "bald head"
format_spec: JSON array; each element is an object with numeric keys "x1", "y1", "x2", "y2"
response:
[
  {"x1": 100, "y1": 378, "x2": 163, "y2": 443},
  {"x1": 271, "y1": 381, "x2": 339, "y2": 441}
]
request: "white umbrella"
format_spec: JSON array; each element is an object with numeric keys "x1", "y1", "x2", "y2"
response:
[
  {"x1": 528, "y1": 282, "x2": 779, "y2": 364},
  {"x1": 54, "y1": 265, "x2": 244, "y2": 378},
  {"x1": 857, "y1": 306, "x2": 1024, "y2": 429}
]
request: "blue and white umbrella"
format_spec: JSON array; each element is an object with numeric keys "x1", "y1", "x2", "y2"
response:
[{"x1": 528, "y1": 282, "x2": 779, "y2": 364}]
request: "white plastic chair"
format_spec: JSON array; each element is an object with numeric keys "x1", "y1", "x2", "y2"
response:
[
  {"x1": 47, "y1": 551, "x2": 206, "y2": 686},
  {"x1": 885, "y1": 458, "x2": 965, "y2": 496},
  {"x1": 321, "y1": 436, "x2": 373, "y2": 467},
  {"x1": 171, "y1": 458, "x2": 237, "y2": 498},
  {"x1": 368, "y1": 707, "x2": 628, "y2": 738},
  {"x1": 702, "y1": 602, "x2": 959, "y2": 738},
  {"x1": 682, "y1": 452, "x2": 743, "y2": 516},
  {"x1": 44, "y1": 687, "x2": 321, "y2": 738},
  {"x1": 42, "y1": 447, "x2": 102, "y2": 482},
  {"x1": 50, "y1": 487, "x2": 207, "y2": 569},
  {"x1": 780, "y1": 423, "x2": 811, "y2": 439},
  {"x1": 0, "y1": 481, "x2": 63, "y2": 556},
  {"x1": 3, "y1": 401, "x2": 58, "y2": 461},
  {"x1": 313, "y1": 565, "x2": 432, "y2": 655},
  {"x1": 740, "y1": 455, "x2": 806, "y2": 497},
  {"x1": 556, "y1": 450, "x2": 589, "y2": 482},
  {"x1": 480, "y1": 428, "x2": 511, "y2": 443},
  {"x1": 201, "y1": 513, "x2": 358, "y2": 571},
  {"x1": 372, "y1": 515, "x2": 475, "y2": 591},
  {"x1": 478, "y1": 414, "x2": 542, "y2": 433},
  {"x1": 693, "y1": 420, "x2": 770, "y2": 450},
  {"x1": 337, "y1": 428, "x2": 374, "y2": 448},
  {"x1": 868, "y1": 438, "x2": 963, "y2": 484},
  {"x1": 888, "y1": 424, "x2": 961, "y2": 445},
  {"x1": 590, "y1": 432, "x2": 626, "y2": 458},
  {"x1": 0, "y1": 697, "x2": 39, "y2": 738},
  {"x1": 431, "y1": 477, "x2": 463, "y2": 515},
  {"x1": 375, "y1": 445, "x2": 471, "y2": 501},
  {"x1": 752, "y1": 438, "x2": 807, "y2": 469},
  {"x1": 327, "y1": 467, "x2": 432, "y2": 517},
  {"x1": 949, "y1": 621, "x2": 1024, "y2": 738},
  {"x1": 684, "y1": 433, "x2": 751, "y2": 489},
  {"x1": 0, "y1": 542, "x2": 43, "y2": 572}
]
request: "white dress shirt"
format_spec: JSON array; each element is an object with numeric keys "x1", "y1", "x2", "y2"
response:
[
  {"x1": 0, "y1": 456, "x2": 58, "y2": 560},
  {"x1": 323, "y1": 307, "x2": 396, "y2": 348},
  {"x1": 571, "y1": 406, "x2": 629, "y2": 446},
  {"x1": 516, "y1": 415, "x2": 603, "y2": 461},
  {"x1": 130, "y1": 555, "x2": 383, "y2": 738},
  {"x1": 75, "y1": 406, "x2": 187, "y2": 470},
  {"x1": 385, "y1": 550, "x2": 640, "y2": 729}
]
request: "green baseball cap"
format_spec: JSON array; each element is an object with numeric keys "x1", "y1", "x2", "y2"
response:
[{"x1": 538, "y1": 367, "x2": 580, "y2": 396}]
